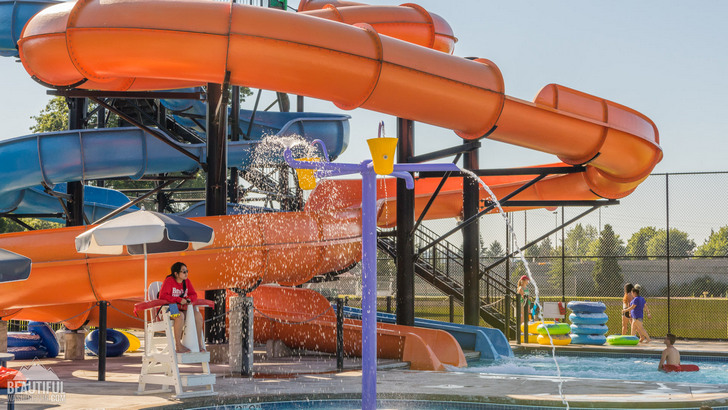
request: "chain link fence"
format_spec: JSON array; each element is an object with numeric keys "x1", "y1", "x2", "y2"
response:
[{"x1": 308, "y1": 172, "x2": 728, "y2": 340}]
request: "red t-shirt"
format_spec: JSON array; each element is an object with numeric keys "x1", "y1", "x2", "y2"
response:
[{"x1": 159, "y1": 276, "x2": 198, "y2": 310}]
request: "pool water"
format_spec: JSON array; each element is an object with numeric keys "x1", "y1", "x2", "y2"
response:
[
  {"x1": 460, "y1": 353, "x2": 728, "y2": 385},
  {"x1": 195, "y1": 400, "x2": 518, "y2": 409}
]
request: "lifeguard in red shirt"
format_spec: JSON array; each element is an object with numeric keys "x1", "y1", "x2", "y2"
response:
[{"x1": 159, "y1": 262, "x2": 204, "y2": 352}]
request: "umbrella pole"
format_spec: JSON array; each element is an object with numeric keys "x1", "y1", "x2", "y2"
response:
[{"x1": 144, "y1": 243, "x2": 148, "y2": 301}]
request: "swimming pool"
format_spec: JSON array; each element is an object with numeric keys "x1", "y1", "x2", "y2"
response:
[{"x1": 460, "y1": 352, "x2": 728, "y2": 385}]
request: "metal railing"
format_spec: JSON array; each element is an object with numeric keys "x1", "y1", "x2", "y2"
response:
[{"x1": 378, "y1": 224, "x2": 521, "y2": 336}]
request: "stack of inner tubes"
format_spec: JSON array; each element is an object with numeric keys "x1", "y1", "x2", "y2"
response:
[
  {"x1": 567, "y1": 301, "x2": 608, "y2": 345},
  {"x1": 535, "y1": 322, "x2": 571, "y2": 345},
  {"x1": 7, "y1": 322, "x2": 60, "y2": 360}
]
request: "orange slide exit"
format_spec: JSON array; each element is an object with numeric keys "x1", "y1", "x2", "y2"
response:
[
  {"x1": 2, "y1": 0, "x2": 661, "y2": 362},
  {"x1": 250, "y1": 285, "x2": 466, "y2": 371}
]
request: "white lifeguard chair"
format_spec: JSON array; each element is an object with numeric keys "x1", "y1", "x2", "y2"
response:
[{"x1": 135, "y1": 282, "x2": 216, "y2": 398}]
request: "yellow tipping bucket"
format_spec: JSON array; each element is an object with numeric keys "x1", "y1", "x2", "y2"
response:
[
  {"x1": 295, "y1": 157, "x2": 320, "y2": 190},
  {"x1": 367, "y1": 137, "x2": 398, "y2": 175}
]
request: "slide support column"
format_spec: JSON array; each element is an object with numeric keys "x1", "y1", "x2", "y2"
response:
[
  {"x1": 396, "y1": 118, "x2": 415, "y2": 326},
  {"x1": 205, "y1": 83, "x2": 228, "y2": 344},
  {"x1": 463, "y1": 142, "x2": 480, "y2": 326}
]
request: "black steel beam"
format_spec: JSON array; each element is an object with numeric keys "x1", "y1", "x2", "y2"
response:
[
  {"x1": 94, "y1": 179, "x2": 177, "y2": 225},
  {"x1": 67, "y1": 97, "x2": 87, "y2": 227},
  {"x1": 409, "y1": 141, "x2": 480, "y2": 164},
  {"x1": 229, "y1": 85, "x2": 241, "y2": 203},
  {"x1": 494, "y1": 199, "x2": 619, "y2": 207},
  {"x1": 90, "y1": 97, "x2": 204, "y2": 167},
  {"x1": 462, "y1": 142, "x2": 480, "y2": 326},
  {"x1": 396, "y1": 118, "x2": 415, "y2": 327},
  {"x1": 480, "y1": 205, "x2": 604, "y2": 276},
  {"x1": 49, "y1": 90, "x2": 203, "y2": 100},
  {"x1": 96, "y1": 175, "x2": 194, "y2": 182},
  {"x1": 1, "y1": 213, "x2": 64, "y2": 219},
  {"x1": 418, "y1": 165, "x2": 585, "y2": 178},
  {"x1": 416, "y1": 174, "x2": 547, "y2": 259},
  {"x1": 411, "y1": 153, "x2": 462, "y2": 235},
  {"x1": 205, "y1": 82, "x2": 228, "y2": 344}
]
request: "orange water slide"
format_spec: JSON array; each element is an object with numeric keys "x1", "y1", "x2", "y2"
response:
[
  {"x1": 0, "y1": 210, "x2": 361, "y2": 314},
  {"x1": 18, "y1": 0, "x2": 660, "y2": 201},
  {"x1": 250, "y1": 285, "x2": 466, "y2": 371}
]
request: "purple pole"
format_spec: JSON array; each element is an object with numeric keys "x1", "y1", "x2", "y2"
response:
[
  {"x1": 361, "y1": 167, "x2": 378, "y2": 410},
  {"x1": 284, "y1": 145, "x2": 460, "y2": 410}
]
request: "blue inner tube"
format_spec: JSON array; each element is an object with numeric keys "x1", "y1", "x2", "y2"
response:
[
  {"x1": 28, "y1": 322, "x2": 59, "y2": 358},
  {"x1": 85, "y1": 329, "x2": 130, "y2": 357},
  {"x1": 569, "y1": 312, "x2": 608, "y2": 324},
  {"x1": 8, "y1": 346, "x2": 48, "y2": 360},
  {"x1": 567, "y1": 301, "x2": 606, "y2": 313},
  {"x1": 570, "y1": 324, "x2": 609, "y2": 335},
  {"x1": 570, "y1": 334, "x2": 607, "y2": 345},
  {"x1": 7, "y1": 332, "x2": 42, "y2": 348}
]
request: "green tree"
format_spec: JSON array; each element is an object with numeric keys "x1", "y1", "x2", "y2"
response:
[
  {"x1": 587, "y1": 229, "x2": 625, "y2": 257},
  {"x1": 565, "y1": 223, "x2": 598, "y2": 259},
  {"x1": 591, "y1": 224, "x2": 624, "y2": 296},
  {"x1": 646, "y1": 228, "x2": 695, "y2": 257},
  {"x1": 0, "y1": 218, "x2": 62, "y2": 234},
  {"x1": 30, "y1": 97, "x2": 69, "y2": 133},
  {"x1": 626, "y1": 226, "x2": 658, "y2": 257},
  {"x1": 695, "y1": 226, "x2": 728, "y2": 257},
  {"x1": 482, "y1": 240, "x2": 504, "y2": 258}
]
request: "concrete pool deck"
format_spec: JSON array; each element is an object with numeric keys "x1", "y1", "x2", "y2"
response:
[{"x1": 2, "y1": 339, "x2": 727, "y2": 409}]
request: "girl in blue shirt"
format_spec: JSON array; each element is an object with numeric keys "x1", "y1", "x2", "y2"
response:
[{"x1": 623, "y1": 285, "x2": 652, "y2": 343}]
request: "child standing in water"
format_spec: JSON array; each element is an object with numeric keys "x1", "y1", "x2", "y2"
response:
[
  {"x1": 622, "y1": 283, "x2": 634, "y2": 335},
  {"x1": 623, "y1": 284, "x2": 652, "y2": 343}
]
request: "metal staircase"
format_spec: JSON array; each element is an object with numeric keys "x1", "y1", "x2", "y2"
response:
[{"x1": 377, "y1": 225, "x2": 519, "y2": 335}]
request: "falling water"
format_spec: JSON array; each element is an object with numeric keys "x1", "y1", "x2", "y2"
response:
[{"x1": 459, "y1": 168, "x2": 570, "y2": 409}]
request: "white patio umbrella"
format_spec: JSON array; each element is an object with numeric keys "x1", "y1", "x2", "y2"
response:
[{"x1": 75, "y1": 209, "x2": 215, "y2": 300}]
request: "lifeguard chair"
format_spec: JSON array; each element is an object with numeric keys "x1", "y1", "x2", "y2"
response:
[{"x1": 134, "y1": 282, "x2": 217, "y2": 398}]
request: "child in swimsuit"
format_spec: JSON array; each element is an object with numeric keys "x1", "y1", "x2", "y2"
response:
[
  {"x1": 623, "y1": 284, "x2": 652, "y2": 343},
  {"x1": 622, "y1": 283, "x2": 634, "y2": 335}
]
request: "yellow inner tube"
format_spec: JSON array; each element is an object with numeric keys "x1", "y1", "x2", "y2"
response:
[
  {"x1": 537, "y1": 334, "x2": 571, "y2": 346},
  {"x1": 118, "y1": 330, "x2": 141, "y2": 352}
]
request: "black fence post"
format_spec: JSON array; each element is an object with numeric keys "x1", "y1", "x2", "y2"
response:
[
  {"x1": 386, "y1": 296, "x2": 392, "y2": 314},
  {"x1": 505, "y1": 292, "x2": 511, "y2": 339},
  {"x1": 666, "y1": 174, "x2": 671, "y2": 334},
  {"x1": 449, "y1": 295, "x2": 455, "y2": 323},
  {"x1": 515, "y1": 294, "x2": 521, "y2": 344},
  {"x1": 98, "y1": 301, "x2": 108, "y2": 381},
  {"x1": 561, "y1": 206, "x2": 566, "y2": 302},
  {"x1": 336, "y1": 298, "x2": 344, "y2": 372},
  {"x1": 241, "y1": 297, "x2": 254, "y2": 377},
  {"x1": 523, "y1": 297, "x2": 530, "y2": 344}
]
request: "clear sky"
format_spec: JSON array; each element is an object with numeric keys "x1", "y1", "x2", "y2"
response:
[{"x1": 1, "y1": 0, "x2": 727, "y2": 176}]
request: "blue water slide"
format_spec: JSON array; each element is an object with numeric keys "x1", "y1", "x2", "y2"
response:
[
  {"x1": 342, "y1": 306, "x2": 513, "y2": 361},
  {"x1": 0, "y1": 0, "x2": 60, "y2": 57},
  {"x1": 10, "y1": 184, "x2": 139, "y2": 221},
  {"x1": 0, "y1": 120, "x2": 348, "y2": 218}
]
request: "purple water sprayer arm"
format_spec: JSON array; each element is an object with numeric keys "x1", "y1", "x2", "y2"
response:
[{"x1": 284, "y1": 143, "x2": 459, "y2": 410}]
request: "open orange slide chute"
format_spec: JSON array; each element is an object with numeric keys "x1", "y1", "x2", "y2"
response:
[{"x1": 1, "y1": 0, "x2": 661, "y2": 365}]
